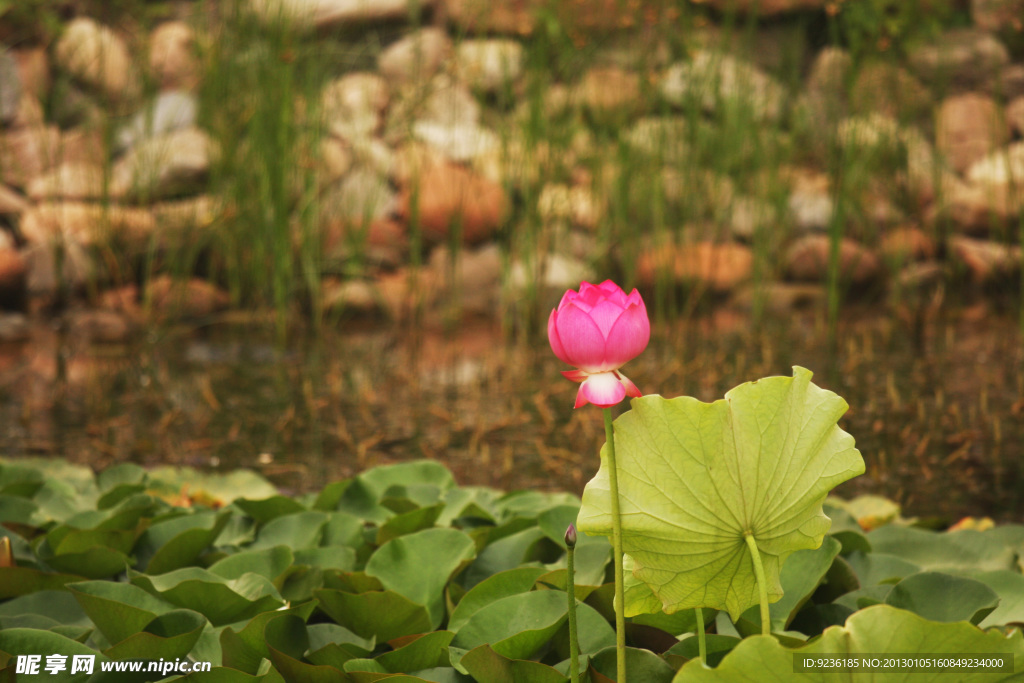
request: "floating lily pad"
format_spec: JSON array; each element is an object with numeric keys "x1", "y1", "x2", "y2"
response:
[
  {"x1": 131, "y1": 567, "x2": 285, "y2": 626},
  {"x1": 315, "y1": 588, "x2": 433, "y2": 642},
  {"x1": 867, "y1": 526, "x2": 1015, "y2": 573},
  {"x1": 460, "y1": 644, "x2": 567, "y2": 683},
  {"x1": 451, "y1": 590, "x2": 567, "y2": 661}
]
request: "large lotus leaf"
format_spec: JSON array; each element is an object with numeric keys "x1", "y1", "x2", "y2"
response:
[
  {"x1": 968, "y1": 570, "x2": 1024, "y2": 628},
  {"x1": 735, "y1": 535, "x2": 842, "y2": 634},
  {"x1": 233, "y1": 496, "x2": 308, "y2": 524},
  {"x1": 249, "y1": 511, "x2": 329, "y2": 551},
  {"x1": 868, "y1": 526, "x2": 1016, "y2": 573},
  {"x1": 146, "y1": 466, "x2": 278, "y2": 506},
  {"x1": 264, "y1": 614, "x2": 347, "y2": 683},
  {"x1": 459, "y1": 644, "x2": 567, "y2": 683},
  {"x1": 845, "y1": 550, "x2": 921, "y2": 586},
  {"x1": 0, "y1": 629, "x2": 106, "y2": 682},
  {"x1": 137, "y1": 510, "x2": 232, "y2": 575},
  {"x1": 68, "y1": 580, "x2": 175, "y2": 644},
  {"x1": 0, "y1": 589, "x2": 90, "y2": 628},
  {"x1": 315, "y1": 588, "x2": 433, "y2": 642},
  {"x1": 131, "y1": 567, "x2": 285, "y2": 626},
  {"x1": 375, "y1": 503, "x2": 444, "y2": 545},
  {"x1": 364, "y1": 528, "x2": 477, "y2": 629},
  {"x1": 463, "y1": 527, "x2": 550, "y2": 588},
  {"x1": 578, "y1": 366, "x2": 864, "y2": 620},
  {"x1": 589, "y1": 645, "x2": 676, "y2": 683},
  {"x1": 448, "y1": 567, "x2": 548, "y2": 632},
  {"x1": 0, "y1": 567, "x2": 86, "y2": 598},
  {"x1": 374, "y1": 630, "x2": 453, "y2": 672},
  {"x1": 885, "y1": 572, "x2": 999, "y2": 625},
  {"x1": 305, "y1": 623, "x2": 375, "y2": 670},
  {"x1": 208, "y1": 546, "x2": 295, "y2": 582},
  {"x1": 102, "y1": 609, "x2": 206, "y2": 661},
  {"x1": 220, "y1": 602, "x2": 318, "y2": 674},
  {"x1": 671, "y1": 604, "x2": 1024, "y2": 681},
  {"x1": 450, "y1": 590, "x2": 567, "y2": 661}
]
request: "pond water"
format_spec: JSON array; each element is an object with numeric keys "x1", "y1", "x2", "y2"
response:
[{"x1": 1, "y1": 304, "x2": 1021, "y2": 523}]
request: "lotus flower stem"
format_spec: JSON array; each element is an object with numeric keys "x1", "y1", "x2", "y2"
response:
[
  {"x1": 565, "y1": 524, "x2": 580, "y2": 683},
  {"x1": 743, "y1": 531, "x2": 770, "y2": 635},
  {"x1": 695, "y1": 607, "x2": 706, "y2": 665},
  {"x1": 604, "y1": 407, "x2": 627, "y2": 683}
]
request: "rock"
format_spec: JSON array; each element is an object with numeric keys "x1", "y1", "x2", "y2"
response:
[
  {"x1": 999, "y1": 64, "x2": 1024, "y2": 100},
  {"x1": 966, "y1": 141, "x2": 1024, "y2": 186},
  {"x1": 9, "y1": 92, "x2": 44, "y2": 129},
  {"x1": 319, "y1": 137, "x2": 353, "y2": 186},
  {"x1": 116, "y1": 90, "x2": 198, "y2": 151},
  {"x1": 907, "y1": 29, "x2": 1009, "y2": 91},
  {"x1": 576, "y1": 66, "x2": 641, "y2": 116},
  {"x1": 623, "y1": 117, "x2": 690, "y2": 164},
  {"x1": 428, "y1": 243, "x2": 503, "y2": 316},
  {"x1": 1006, "y1": 97, "x2": 1024, "y2": 137},
  {"x1": 508, "y1": 253, "x2": 594, "y2": 304},
  {"x1": 54, "y1": 18, "x2": 138, "y2": 102},
  {"x1": 399, "y1": 160, "x2": 506, "y2": 244},
  {"x1": 685, "y1": 0, "x2": 825, "y2": 13},
  {"x1": 322, "y1": 216, "x2": 407, "y2": 269},
  {"x1": 0, "y1": 48, "x2": 22, "y2": 125},
  {"x1": 444, "y1": 0, "x2": 538, "y2": 35},
  {"x1": 247, "y1": 0, "x2": 416, "y2": 30},
  {"x1": 950, "y1": 235, "x2": 1021, "y2": 283},
  {"x1": 111, "y1": 127, "x2": 215, "y2": 200},
  {"x1": 0, "y1": 312, "x2": 29, "y2": 342},
  {"x1": 321, "y1": 72, "x2": 388, "y2": 142},
  {"x1": 0, "y1": 125, "x2": 60, "y2": 188},
  {"x1": 732, "y1": 281, "x2": 826, "y2": 313},
  {"x1": 788, "y1": 170, "x2": 833, "y2": 232},
  {"x1": 11, "y1": 47, "x2": 49, "y2": 101},
  {"x1": 946, "y1": 142, "x2": 1024, "y2": 230},
  {"x1": 22, "y1": 240, "x2": 94, "y2": 296},
  {"x1": 849, "y1": 62, "x2": 931, "y2": 122},
  {"x1": 728, "y1": 195, "x2": 778, "y2": 241},
  {"x1": 783, "y1": 234, "x2": 880, "y2": 285},
  {"x1": 0, "y1": 184, "x2": 28, "y2": 215},
  {"x1": 0, "y1": 246, "x2": 26, "y2": 309},
  {"x1": 392, "y1": 140, "x2": 449, "y2": 186},
  {"x1": 27, "y1": 163, "x2": 107, "y2": 201},
  {"x1": 936, "y1": 93, "x2": 1007, "y2": 174},
  {"x1": 803, "y1": 47, "x2": 852, "y2": 127},
  {"x1": 149, "y1": 22, "x2": 200, "y2": 91},
  {"x1": 378, "y1": 28, "x2": 451, "y2": 85},
  {"x1": 20, "y1": 202, "x2": 156, "y2": 247},
  {"x1": 880, "y1": 226, "x2": 935, "y2": 263},
  {"x1": 67, "y1": 309, "x2": 136, "y2": 343},
  {"x1": 411, "y1": 120, "x2": 498, "y2": 163},
  {"x1": 454, "y1": 39, "x2": 524, "y2": 93},
  {"x1": 151, "y1": 196, "x2": 219, "y2": 237},
  {"x1": 636, "y1": 241, "x2": 754, "y2": 292},
  {"x1": 60, "y1": 127, "x2": 106, "y2": 166},
  {"x1": 419, "y1": 74, "x2": 480, "y2": 127},
  {"x1": 322, "y1": 167, "x2": 396, "y2": 224},
  {"x1": 972, "y1": 0, "x2": 1024, "y2": 34},
  {"x1": 146, "y1": 275, "x2": 230, "y2": 319},
  {"x1": 536, "y1": 183, "x2": 602, "y2": 230},
  {"x1": 661, "y1": 52, "x2": 785, "y2": 122}
]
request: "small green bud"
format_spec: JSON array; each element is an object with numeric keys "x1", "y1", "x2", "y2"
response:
[{"x1": 564, "y1": 523, "x2": 577, "y2": 548}]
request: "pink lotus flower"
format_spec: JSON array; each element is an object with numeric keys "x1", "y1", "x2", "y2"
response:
[{"x1": 548, "y1": 280, "x2": 650, "y2": 408}]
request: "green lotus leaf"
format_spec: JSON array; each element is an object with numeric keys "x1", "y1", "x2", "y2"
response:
[
  {"x1": 0, "y1": 567, "x2": 86, "y2": 599},
  {"x1": 551, "y1": 600, "x2": 615, "y2": 658},
  {"x1": 463, "y1": 527, "x2": 550, "y2": 588},
  {"x1": 0, "y1": 628, "x2": 106, "y2": 682},
  {"x1": 264, "y1": 614, "x2": 346, "y2": 683},
  {"x1": 163, "y1": 666, "x2": 285, "y2": 683},
  {"x1": 305, "y1": 623, "x2": 374, "y2": 669},
  {"x1": 68, "y1": 580, "x2": 175, "y2": 644},
  {"x1": 578, "y1": 367, "x2": 864, "y2": 620},
  {"x1": 233, "y1": 496, "x2": 308, "y2": 524},
  {"x1": 374, "y1": 630, "x2": 453, "y2": 672},
  {"x1": 735, "y1": 535, "x2": 842, "y2": 635},
  {"x1": 845, "y1": 550, "x2": 921, "y2": 586},
  {"x1": 220, "y1": 601, "x2": 318, "y2": 674},
  {"x1": 365, "y1": 528, "x2": 477, "y2": 629},
  {"x1": 868, "y1": 526, "x2": 1016, "y2": 573},
  {"x1": 459, "y1": 644, "x2": 567, "y2": 683},
  {"x1": 450, "y1": 590, "x2": 567, "y2": 661},
  {"x1": 448, "y1": 567, "x2": 548, "y2": 633},
  {"x1": 96, "y1": 463, "x2": 148, "y2": 509},
  {"x1": 146, "y1": 466, "x2": 278, "y2": 506},
  {"x1": 208, "y1": 546, "x2": 296, "y2": 582},
  {"x1": 666, "y1": 634, "x2": 741, "y2": 668},
  {"x1": 0, "y1": 589, "x2": 91, "y2": 628},
  {"x1": 376, "y1": 503, "x2": 444, "y2": 545},
  {"x1": 137, "y1": 510, "x2": 232, "y2": 575},
  {"x1": 671, "y1": 604, "x2": 1024, "y2": 681},
  {"x1": 249, "y1": 511, "x2": 329, "y2": 551},
  {"x1": 0, "y1": 494, "x2": 39, "y2": 525},
  {"x1": 131, "y1": 567, "x2": 285, "y2": 626},
  {"x1": 588, "y1": 645, "x2": 676, "y2": 683},
  {"x1": 102, "y1": 609, "x2": 206, "y2": 661},
  {"x1": 968, "y1": 570, "x2": 1024, "y2": 628},
  {"x1": 885, "y1": 572, "x2": 999, "y2": 625},
  {"x1": 315, "y1": 588, "x2": 433, "y2": 642}
]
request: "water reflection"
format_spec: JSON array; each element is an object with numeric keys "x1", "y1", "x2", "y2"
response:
[{"x1": 1, "y1": 306, "x2": 1021, "y2": 522}]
